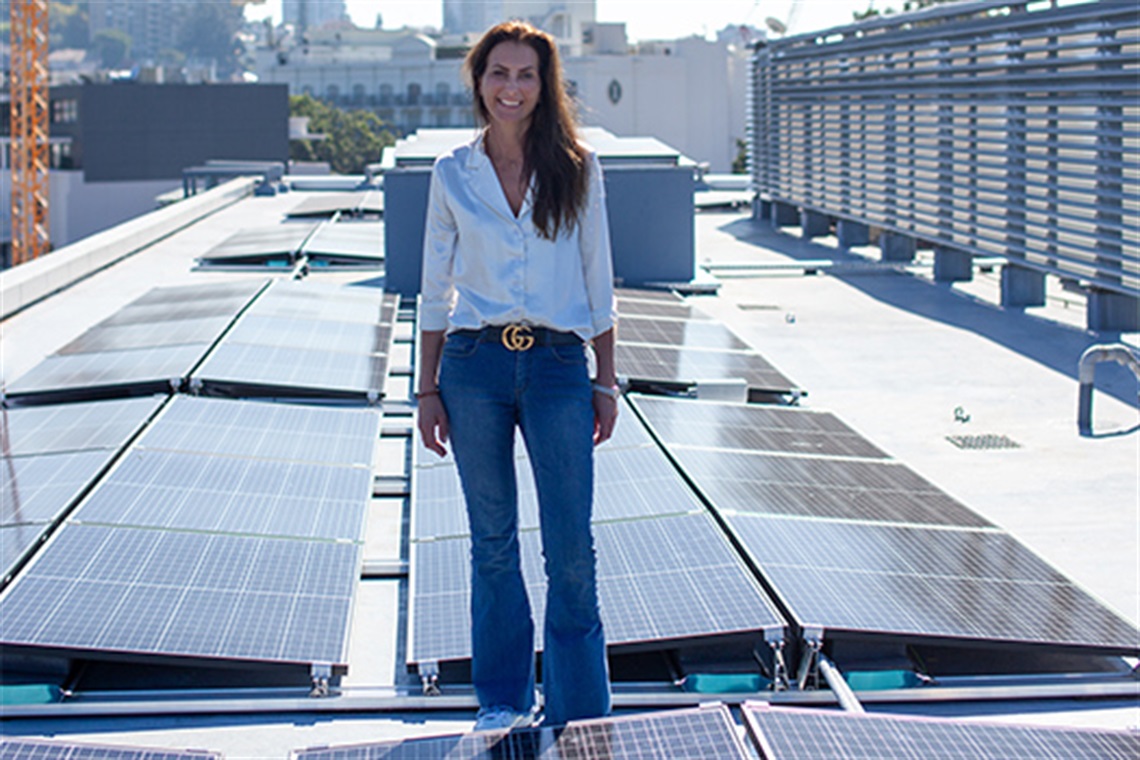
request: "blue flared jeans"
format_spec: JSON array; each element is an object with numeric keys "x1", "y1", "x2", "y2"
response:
[{"x1": 439, "y1": 330, "x2": 611, "y2": 725}]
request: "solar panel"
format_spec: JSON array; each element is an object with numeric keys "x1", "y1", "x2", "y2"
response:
[
  {"x1": 200, "y1": 225, "x2": 316, "y2": 262},
  {"x1": 615, "y1": 343, "x2": 797, "y2": 395},
  {"x1": 225, "y1": 315, "x2": 393, "y2": 355},
  {"x1": 303, "y1": 222, "x2": 383, "y2": 260},
  {"x1": 1, "y1": 525, "x2": 44, "y2": 582},
  {"x1": 632, "y1": 396, "x2": 889, "y2": 460},
  {"x1": 727, "y1": 513, "x2": 1140, "y2": 654},
  {"x1": 411, "y1": 445, "x2": 708, "y2": 540},
  {"x1": 193, "y1": 342, "x2": 388, "y2": 401},
  {"x1": 668, "y1": 448, "x2": 991, "y2": 527},
  {"x1": 615, "y1": 287, "x2": 685, "y2": 303},
  {"x1": 292, "y1": 704, "x2": 750, "y2": 759},
  {"x1": 0, "y1": 396, "x2": 162, "y2": 456},
  {"x1": 409, "y1": 511, "x2": 784, "y2": 664},
  {"x1": 0, "y1": 737, "x2": 222, "y2": 759},
  {"x1": 129, "y1": 281, "x2": 265, "y2": 306},
  {"x1": 246, "y1": 281, "x2": 389, "y2": 324},
  {"x1": 73, "y1": 449, "x2": 371, "y2": 543},
  {"x1": 101, "y1": 297, "x2": 250, "y2": 326},
  {"x1": 57, "y1": 316, "x2": 233, "y2": 355},
  {"x1": 5, "y1": 344, "x2": 207, "y2": 404},
  {"x1": 0, "y1": 523, "x2": 360, "y2": 668},
  {"x1": 617, "y1": 315, "x2": 752, "y2": 352},
  {"x1": 287, "y1": 191, "x2": 383, "y2": 218},
  {"x1": 742, "y1": 705, "x2": 1140, "y2": 760},
  {"x1": 1, "y1": 451, "x2": 117, "y2": 527},
  {"x1": 616, "y1": 299, "x2": 713, "y2": 320},
  {"x1": 137, "y1": 396, "x2": 379, "y2": 467}
]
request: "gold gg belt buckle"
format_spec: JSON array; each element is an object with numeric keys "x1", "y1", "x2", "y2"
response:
[{"x1": 501, "y1": 324, "x2": 535, "y2": 351}]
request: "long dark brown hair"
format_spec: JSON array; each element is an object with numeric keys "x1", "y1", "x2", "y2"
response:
[{"x1": 465, "y1": 20, "x2": 588, "y2": 241}]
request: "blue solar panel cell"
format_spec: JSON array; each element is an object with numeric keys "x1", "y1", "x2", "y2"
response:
[
  {"x1": 0, "y1": 737, "x2": 222, "y2": 759},
  {"x1": 633, "y1": 396, "x2": 888, "y2": 459},
  {"x1": 137, "y1": 396, "x2": 379, "y2": 467},
  {"x1": 0, "y1": 524, "x2": 359, "y2": 667},
  {"x1": 0, "y1": 397, "x2": 162, "y2": 456},
  {"x1": 728, "y1": 514, "x2": 1140, "y2": 653},
  {"x1": 292, "y1": 704, "x2": 749, "y2": 760},
  {"x1": 1, "y1": 451, "x2": 117, "y2": 527},
  {"x1": 743, "y1": 705, "x2": 1140, "y2": 760},
  {"x1": 409, "y1": 512, "x2": 784, "y2": 664},
  {"x1": 73, "y1": 449, "x2": 371, "y2": 542}
]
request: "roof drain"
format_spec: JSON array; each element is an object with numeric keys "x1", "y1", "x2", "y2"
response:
[{"x1": 1078, "y1": 343, "x2": 1140, "y2": 436}]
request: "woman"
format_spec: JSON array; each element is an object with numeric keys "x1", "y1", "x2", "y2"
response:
[{"x1": 416, "y1": 21, "x2": 617, "y2": 729}]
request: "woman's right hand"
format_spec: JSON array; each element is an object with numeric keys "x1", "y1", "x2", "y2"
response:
[{"x1": 417, "y1": 392, "x2": 450, "y2": 457}]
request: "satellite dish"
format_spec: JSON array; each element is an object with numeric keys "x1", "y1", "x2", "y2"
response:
[{"x1": 765, "y1": 16, "x2": 787, "y2": 35}]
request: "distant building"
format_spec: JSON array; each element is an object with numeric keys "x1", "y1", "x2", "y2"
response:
[
  {"x1": 255, "y1": 24, "x2": 749, "y2": 172},
  {"x1": 443, "y1": 0, "x2": 596, "y2": 56},
  {"x1": 283, "y1": 0, "x2": 348, "y2": 32},
  {"x1": 0, "y1": 83, "x2": 288, "y2": 257}
]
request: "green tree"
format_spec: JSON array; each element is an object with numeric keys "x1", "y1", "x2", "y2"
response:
[
  {"x1": 289, "y1": 94, "x2": 396, "y2": 175},
  {"x1": 732, "y1": 138, "x2": 748, "y2": 174},
  {"x1": 91, "y1": 28, "x2": 131, "y2": 69}
]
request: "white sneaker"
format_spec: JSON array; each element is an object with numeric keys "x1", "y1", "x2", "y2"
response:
[{"x1": 473, "y1": 706, "x2": 538, "y2": 731}]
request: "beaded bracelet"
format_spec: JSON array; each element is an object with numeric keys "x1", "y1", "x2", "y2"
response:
[{"x1": 414, "y1": 389, "x2": 440, "y2": 399}]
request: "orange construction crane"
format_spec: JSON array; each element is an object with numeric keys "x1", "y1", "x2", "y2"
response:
[{"x1": 9, "y1": 0, "x2": 50, "y2": 265}]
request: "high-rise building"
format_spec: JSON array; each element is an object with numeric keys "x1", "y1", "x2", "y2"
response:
[
  {"x1": 283, "y1": 0, "x2": 348, "y2": 32},
  {"x1": 443, "y1": 0, "x2": 596, "y2": 55},
  {"x1": 88, "y1": 0, "x2": 192, "y2": 61}
]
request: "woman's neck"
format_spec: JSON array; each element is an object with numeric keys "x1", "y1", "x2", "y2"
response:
[{"x1": 484, "y1": 123, "x2": 527, "y2": 165}]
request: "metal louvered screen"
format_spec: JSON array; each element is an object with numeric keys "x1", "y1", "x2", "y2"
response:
[{"x1": 749, "y1": 1, "x2": 1139, "y2": 302}]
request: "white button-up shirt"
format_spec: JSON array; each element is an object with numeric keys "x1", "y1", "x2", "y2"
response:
[{"x1": 419, "y1": 132, "x2": 617, "y2": 341}]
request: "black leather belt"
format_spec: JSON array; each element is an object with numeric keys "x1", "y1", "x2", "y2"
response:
[{"x1": 453, "y1": 324, "x2": 582, "y2": 351}]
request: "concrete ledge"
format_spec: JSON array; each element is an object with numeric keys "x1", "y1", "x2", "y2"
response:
[{"x1": 0, "y1": 177, "x2": 257, "y2": 319}]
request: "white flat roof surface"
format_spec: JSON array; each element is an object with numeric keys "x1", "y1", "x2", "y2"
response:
[{"x1": 1, "y1": 199, "x2": 1136, "y2": 755}]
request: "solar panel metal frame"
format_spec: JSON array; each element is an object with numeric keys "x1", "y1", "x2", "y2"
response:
[
  {"x1": 742, "y1": 704, "x2": 1140, "y2": 760},
  {"x1": 727, "y1": 513, "x2": 1140, "y2": 655},
  {"x1": 291, "y1": 703, "x2": 750, "y2": 760},
  {"x1": 407, "y1": 511, "x2": 786, "y2": 666},
  {"x1": 0, "y1": 522, "x2": 361, "y2": 672}
]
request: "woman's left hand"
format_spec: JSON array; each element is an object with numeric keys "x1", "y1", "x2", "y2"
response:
[{"x1": 593, "y1": 392, "x2": 618, "y2": 445}]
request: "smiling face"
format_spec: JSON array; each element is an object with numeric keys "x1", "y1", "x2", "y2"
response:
[{"x1": 478, "y1": 40, "x2": 542, "y2": 131}]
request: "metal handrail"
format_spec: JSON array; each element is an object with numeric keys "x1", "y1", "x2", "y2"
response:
[
  {"x1": 1078, "y1": 344, "x2": 1140, "y2": 435},
  {"x1": 748, "y1": 1, "x2": 1139, "y2": 300}
]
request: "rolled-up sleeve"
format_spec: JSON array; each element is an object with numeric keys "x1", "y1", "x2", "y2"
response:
[
  {"x1": 419, "y1": 160, "x2": 458, "y2": 332},
  {"x1": 580, "y1": 152, "x2": 617, "y2": 337}
]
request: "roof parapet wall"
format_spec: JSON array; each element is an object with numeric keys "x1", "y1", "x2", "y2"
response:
[{"x1": 0, "y1": 177, "x2": 257, "y2": 320}]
